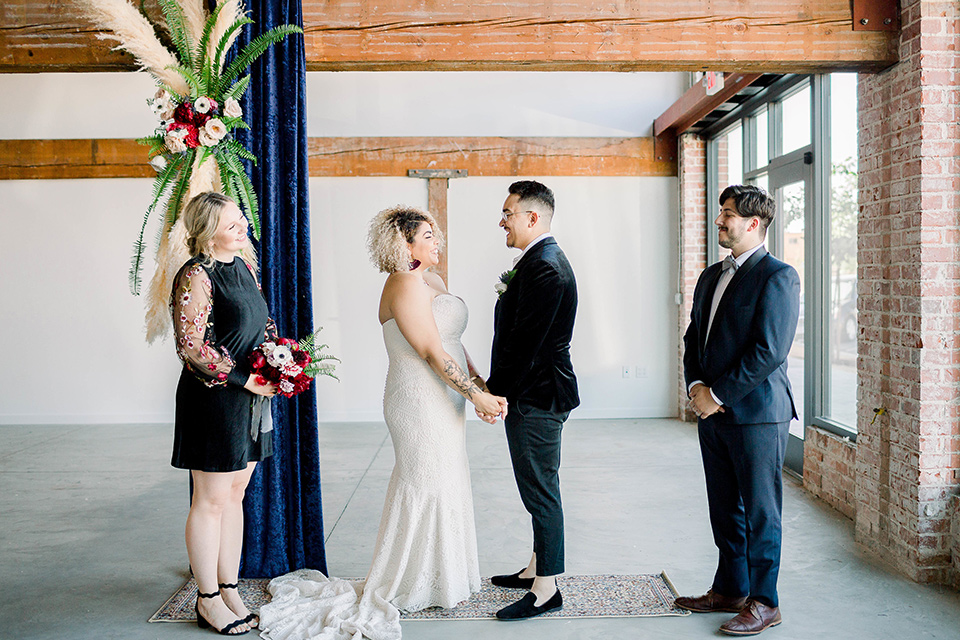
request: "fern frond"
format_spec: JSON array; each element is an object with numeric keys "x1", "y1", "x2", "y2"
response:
[
  {"x1": 212, "y1": 17, "x2": 254, "y2": 77},
  {"x1": 218, "y1": 138, "x2": 257, "y2": 162},
  {"x1": 165, "y1": 149, "x2": 196, "y2": 231},
  {"x1": 223, "y1": 74, "x2": 252, "y2": 101},
  {"x1": 194, "y1": 1, "x2": 225, "y2": 71},
  {"x1": 224, "y1": 157, "x2": 260, "y2": 240},
  {"x1": 219, "y1": 25, "x2": 303, "y2": 92},
  {"x1": 170, "y1": 64, "x2": 202, "y2": 97},
  {"x1": 129, "y1": 154, "x2": 185, "y2": 295},
  {"x1": 298, "y1": 328, "x2": 341, "y2": 380},
  {"x1": 157, "y1": 0, "x2": 194, "y2": 69}
]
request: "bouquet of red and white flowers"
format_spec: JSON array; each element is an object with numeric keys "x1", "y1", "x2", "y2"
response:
[{"x1": 249, "y1": 330, "x2": 339, "y2": 398}]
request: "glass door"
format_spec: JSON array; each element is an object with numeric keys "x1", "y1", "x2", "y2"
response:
[{"x1": 766, "y1": 148, "x2": 812, "y2": 474}]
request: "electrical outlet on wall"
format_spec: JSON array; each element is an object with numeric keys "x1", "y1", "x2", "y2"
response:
[{"x1": 635, "y1": 366, "x2": 648, "y2": 378}]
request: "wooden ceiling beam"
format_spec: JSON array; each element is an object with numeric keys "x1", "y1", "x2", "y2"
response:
[
  {"x1": 0, "y1": 136, "x2": 676, "y2": 180},
  {"x1": 1, "y1": 1, "x2": 898, "y2": 73}
]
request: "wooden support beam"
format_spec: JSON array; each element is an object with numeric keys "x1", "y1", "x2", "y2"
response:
[
  {"x1": 1, "y1": 137, "x2": 676, "y2": 180},
  {"x1": 1, "y1": 1, "x2": 898, "y2": 73},
  {"x1": 654, "y1": 73, "x2": 763, "y2": 138},
  {"x1": 307, "y1": 137, "x2": 676, "y2": 178},
  {"x1": 0, "y1": 139, "x2": 153, "y2": 179},
  {"x1": 427, "y1": 177, "x2": 449, "y2": 283}
]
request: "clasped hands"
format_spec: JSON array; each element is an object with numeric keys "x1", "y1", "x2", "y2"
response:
[
  {"x1": 470, "y1": 376, "x2": 508, "y2": 424},
  {"x1": 688, "y1": 383, "x2": 725, "y2": 419}
]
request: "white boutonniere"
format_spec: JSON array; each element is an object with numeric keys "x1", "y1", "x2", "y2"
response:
[{"x1": 495, "y1": 269, "x2": 517, "y2": 298}]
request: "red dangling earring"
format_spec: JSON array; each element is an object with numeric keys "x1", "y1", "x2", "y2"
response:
[{"x1": 409, "y1": 259, "x2": 421, "y2": 271}]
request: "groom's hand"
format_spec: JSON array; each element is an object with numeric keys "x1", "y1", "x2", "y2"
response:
[
  {"x1": 475, "y1": 407, "x2": 499, "y2": 424},
  {"x1": 689, "y1": 383, "x2": 724, "y2": 418}
]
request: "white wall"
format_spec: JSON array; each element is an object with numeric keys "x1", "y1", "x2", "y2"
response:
[{"x1": 0, "y1": 71, "x2": 685, "y2": 424}]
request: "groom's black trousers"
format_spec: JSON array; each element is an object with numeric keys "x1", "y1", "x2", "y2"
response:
[{"x1": 504, "y1": 400, "x2": 568, "y2": 577}]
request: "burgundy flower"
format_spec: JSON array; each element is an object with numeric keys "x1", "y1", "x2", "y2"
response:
[
  {"x1": 174, "y1": 101, "x2": 195, "y2": 125},
  {"x1": 183, "y1": 125, "x2": 200, "y2": 149}
]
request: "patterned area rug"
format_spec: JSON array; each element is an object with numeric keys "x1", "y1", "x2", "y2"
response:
[{"x1": 150, "y1": 573, "x2": 689, "y2": 622}]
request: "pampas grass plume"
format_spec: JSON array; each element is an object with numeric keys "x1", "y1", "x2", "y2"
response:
[
  {"x1": 76, "y1": 0, "x2": 189, "y2": 96},
  {"x1": 180, "y1": 0, "x2": 208, "y2": 44},
  {"x1": 208, "y1": 0, "x2": 245, "y2": 71}
]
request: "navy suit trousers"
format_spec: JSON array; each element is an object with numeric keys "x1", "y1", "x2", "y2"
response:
[{"x1": 698, "y1": 420, "x2": 789, "y2": 608}]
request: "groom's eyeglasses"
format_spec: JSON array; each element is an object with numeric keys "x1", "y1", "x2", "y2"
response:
[{"x1": 501, "y1": 210, "x2": 534, "y2": 222}]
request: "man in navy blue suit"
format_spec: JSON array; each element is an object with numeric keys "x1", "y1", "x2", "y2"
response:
[{"x1": 677, "y1": 185, "x2": 800, "y2": 636}]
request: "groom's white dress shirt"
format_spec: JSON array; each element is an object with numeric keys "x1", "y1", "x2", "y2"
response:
[{"x1": 689, "y1": 243, "x2": 765, "y2": 406}]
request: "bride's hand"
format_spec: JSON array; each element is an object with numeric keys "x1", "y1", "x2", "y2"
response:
[
  {"x1": 473, "y1": 392, "x2": 507, "y2": 421},
  {"x1": 245, "y1": 374, "x2": 277, "y2": 397}
]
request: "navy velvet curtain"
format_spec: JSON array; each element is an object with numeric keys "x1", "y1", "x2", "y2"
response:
[{"x1": 231, "y1": 0, "x2": 327, "y2": 578}]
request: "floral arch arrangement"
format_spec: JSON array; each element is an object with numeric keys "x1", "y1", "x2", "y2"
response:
[{"x1": 77, "y1": 0, "x2": 301, "y2": 341}]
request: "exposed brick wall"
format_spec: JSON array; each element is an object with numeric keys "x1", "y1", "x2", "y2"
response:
[
  {"x1": 678, "y1": 133, "x2": 707, "y2": 421},
  {"x1": 804, "y1": 426, "x2": 857, "y2": 520},
  {"x1": 856, "y1": 0, "x2": 960, "y2": 583}
]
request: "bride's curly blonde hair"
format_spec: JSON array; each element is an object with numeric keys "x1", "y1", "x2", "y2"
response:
[{"x1": 367, "y1": 205, "x2": 444, "y2": 273}]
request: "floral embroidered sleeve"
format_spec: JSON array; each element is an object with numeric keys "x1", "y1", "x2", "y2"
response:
[{"x1": 172, "y1": 264, "x2": 245, "y2": 388}]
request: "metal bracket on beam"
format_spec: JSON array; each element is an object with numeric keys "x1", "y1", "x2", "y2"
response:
[
  {"x1": 407, "y1": 169, "x2": 468, "y2": 179},
  {"x1": 653, "y1": 129, "x2": 678, "y2": 163},
  {"x1": 852, "y1": 0, "x2": 899, "y2": 32}
]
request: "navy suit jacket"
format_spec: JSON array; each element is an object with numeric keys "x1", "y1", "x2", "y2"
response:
[
  {"x1": 683, "y1": 247, "x2": 800, "y2": 426},
  {"x1": 487, "y1": 237, "x2": 580, "y2": 412}
]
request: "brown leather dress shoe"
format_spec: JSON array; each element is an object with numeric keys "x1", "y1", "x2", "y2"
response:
[
  {"x1": 719, "y1": 599, "x2": 782, "y2": 636},
  {"x1": 674, "y1": 589, "x2": 748, "y2": 613}
]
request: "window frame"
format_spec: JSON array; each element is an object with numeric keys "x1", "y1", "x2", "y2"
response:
[{"x1": 703, "y1": 74, "x2": 858, "y2": 443}]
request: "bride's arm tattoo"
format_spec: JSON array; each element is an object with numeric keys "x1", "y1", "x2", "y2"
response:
[{"x1": 443, "y1": 358, "x2": 481, "y2": 398}]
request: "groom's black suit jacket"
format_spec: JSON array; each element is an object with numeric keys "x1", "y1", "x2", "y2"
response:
[{"x1": 487, "y1": 237, "x2": 580, "y2": 412}]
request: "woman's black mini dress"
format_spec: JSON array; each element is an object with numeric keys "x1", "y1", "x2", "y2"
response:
[{"x1": 170, "y1": 255, "x2": 275, "y2": 472}]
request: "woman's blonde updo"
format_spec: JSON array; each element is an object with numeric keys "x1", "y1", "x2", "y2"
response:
[
  {"x1": 181, "y1": 191, "x2": 258, "y2": 270},
  {"x1": 367, "y1": 205, "x2": 444, "y2": 273}
]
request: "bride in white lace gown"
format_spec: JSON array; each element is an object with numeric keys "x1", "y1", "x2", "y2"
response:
[{"x1": 259, "y1": 206, "x2": 508, "y2": 640}]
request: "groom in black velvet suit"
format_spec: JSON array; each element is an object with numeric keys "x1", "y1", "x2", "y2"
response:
[
  {"x1": 481, "y1": 180, "x2": 579, "y2": 620},
  {"x1": 678, "y1": 185, "x2": 800, "y2": 636}
]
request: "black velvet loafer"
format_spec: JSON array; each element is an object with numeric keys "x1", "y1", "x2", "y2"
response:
[
  {"x1": 496, "y1": 590, "x2": 563, "y2": 620},
  {"x1": 490, "y1": 570, "x2": 536, "y2": 590}
]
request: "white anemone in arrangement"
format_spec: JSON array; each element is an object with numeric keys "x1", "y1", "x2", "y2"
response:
[
  {"x1": 267, "y1": 345, "x2": 294, "y2": 369},
  {"x1": 194, "y1": 96, "x2": 214, "y2": 113}
]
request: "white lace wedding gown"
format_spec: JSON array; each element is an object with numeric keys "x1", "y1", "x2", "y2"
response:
[{"x1": 258, "y1": 295, "x2": 481, "y2": 640}]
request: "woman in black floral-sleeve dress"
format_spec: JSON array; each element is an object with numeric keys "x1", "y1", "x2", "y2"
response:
[{"x1": 171, "y1": 192, "x2": 276, "y2": 636}]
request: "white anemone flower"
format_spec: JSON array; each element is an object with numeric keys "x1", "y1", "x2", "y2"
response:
[
  {"x1": 194, "y1": 96, "x2": 213, "y2": 114},
  {"x1": 149, "y1": 155, "x2": 168, "y2": 172},
  {"x1": 266, "y1": 345, "x2": 293, "y2": 368}
]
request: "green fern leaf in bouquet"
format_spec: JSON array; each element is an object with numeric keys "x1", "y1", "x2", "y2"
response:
[{"x1": 298, "y1": 328, "x2": 341, "y2": 380}]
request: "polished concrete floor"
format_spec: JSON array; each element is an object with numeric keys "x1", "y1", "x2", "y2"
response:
[{"x1": 4, "y1": 418, "x2": 960, "y2": 639}]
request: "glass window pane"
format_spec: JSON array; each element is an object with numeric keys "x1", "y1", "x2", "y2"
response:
[
  {"x1": 717, "y1": 124, "x2": 743, "y2": 187},
  {"x1": 780, "y1": 181, "x2": 806, "y2": 438},
  {"x1": 827, "y1": 73, "x2": 858, "y2": 429},
  {"x1": 755, "y1": 108, "x2": 769, "y2": 168},
  {"x1": 782, "y1": 85, "x2": 811, "y2": 154}
]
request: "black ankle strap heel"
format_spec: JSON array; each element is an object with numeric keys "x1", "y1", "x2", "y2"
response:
[
  {"x1": 195, "y1": 588, "x2": 249, "y2": 635},
  {"x1": 219, "y1": 582, "x2": 259, "y2": 628}
]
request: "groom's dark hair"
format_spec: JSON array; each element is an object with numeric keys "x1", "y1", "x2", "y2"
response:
[
  {"x1": 719, "y1": 184, "x2": 776, "y2": 235},
  {"x1": 509, "y1": 180, "x2": 555, "y2": 218}
]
